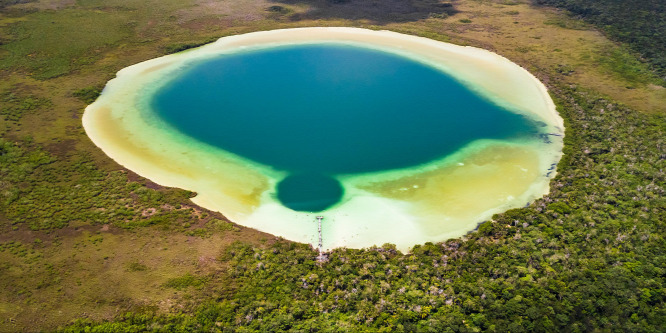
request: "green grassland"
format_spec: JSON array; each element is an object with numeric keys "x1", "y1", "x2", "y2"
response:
[{"x1": 0, "y1": 0, "x2": 665, "y2": 331}]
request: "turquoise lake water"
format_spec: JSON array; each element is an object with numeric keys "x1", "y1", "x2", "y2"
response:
[{"x1": 151, "y1": 44, "x2": 540, "y2": 212}]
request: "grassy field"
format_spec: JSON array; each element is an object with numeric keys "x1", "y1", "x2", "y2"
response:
[{"x1": 0, "y1": 0, "x2": 664, "y2": 331}]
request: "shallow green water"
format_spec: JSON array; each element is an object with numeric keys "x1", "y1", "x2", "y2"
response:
[{"x1": 150, "y1": 44, "x2": 541, "y2": 212}]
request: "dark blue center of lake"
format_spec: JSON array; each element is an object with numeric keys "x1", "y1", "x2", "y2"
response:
[{"x1": 151, "y1": 44, "x2": 538, "y2": 212}]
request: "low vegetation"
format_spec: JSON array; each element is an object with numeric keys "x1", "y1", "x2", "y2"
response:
[
  {"x1": 533, "y1": 0, "x2": 666, "y2": 81},
  {"x1": 1, "y1": 90, "x2": 51, "y2": 122},
  {"x1": 0, "y1": 138, "x2": 202, "y2": 231}
]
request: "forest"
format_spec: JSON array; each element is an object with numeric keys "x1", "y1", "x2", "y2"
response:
[{"x1": 0, "y1": 0, "x2": 664, "y2": 331}]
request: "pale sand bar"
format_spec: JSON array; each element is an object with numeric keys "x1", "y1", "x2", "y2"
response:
[{"x1": 83, "y1": 27, "x2": 564, "y2": 252}]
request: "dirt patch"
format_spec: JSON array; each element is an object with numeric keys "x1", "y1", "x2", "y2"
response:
[
  {"x1": 177, "y1": 0, "x2": 268, "y2": 28},
  {"x1": 141, "y1": 208, "x2": 157, "y2": 217},
  {"x1": 44, "y1": 138, "x2": 77, "y2": 158}
]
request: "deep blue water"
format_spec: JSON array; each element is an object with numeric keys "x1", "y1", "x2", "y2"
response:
[{"x1": 151, "y1": 44, "x2": 539, "y2": 212}]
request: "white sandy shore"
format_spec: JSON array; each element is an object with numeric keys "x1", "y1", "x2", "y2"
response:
[{"x1": 83, "y1": 27, "x2": 564, "y2": 253}]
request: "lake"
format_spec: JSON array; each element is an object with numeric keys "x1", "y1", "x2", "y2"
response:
[
  {"x1": 151, "y1": 44, "x2": 539, "y2": 212},
  {"x1": 83, "y1": 27, "x2": 563, "y2": 251}
]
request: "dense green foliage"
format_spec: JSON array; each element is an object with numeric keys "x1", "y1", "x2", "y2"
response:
[
  {"x1": 0, "y1": 138, "x2": 203, "y2": 231},
  {"x1": 59, "y1": 83, "x2": 666, "y2": 332},
  {"x1": 164, "y1": 38, "x2": 218, "y2": 55},
  {"x1": 164, "y1": 274, "x2": 208, "y2": 290},
  {"x1": 72, "y1": 86, "x2": 103, "y2": 105},
  {"x1": 534, "y1": 0, "x2": 666, "y2": 80}
]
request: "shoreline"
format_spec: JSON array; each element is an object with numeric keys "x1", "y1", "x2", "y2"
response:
[{"x1": 83, "y1": 27, "x2": 564, "y2": 252}]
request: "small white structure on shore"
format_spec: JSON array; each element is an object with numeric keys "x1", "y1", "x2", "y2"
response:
[{"x1": 316, "y1": 216, "x2": 327, "y2": 261}]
